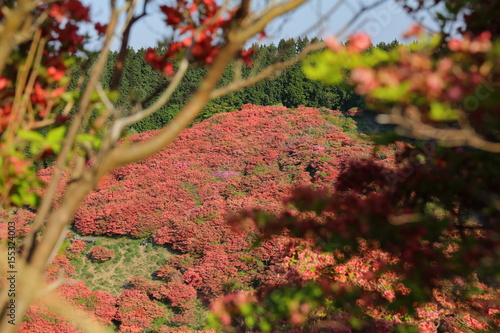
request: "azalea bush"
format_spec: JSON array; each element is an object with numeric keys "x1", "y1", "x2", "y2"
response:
[{"x1": 88, "y1": 246, "x2": 115, "y2": 263}]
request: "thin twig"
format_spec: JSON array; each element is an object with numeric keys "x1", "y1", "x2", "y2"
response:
[{"x1": 110, "y1": 58, "x2": 190, "y2": 141}]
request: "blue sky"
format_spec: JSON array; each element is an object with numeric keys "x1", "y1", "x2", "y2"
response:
[{"x1": 81, "y1": 0, "x2": 424, "y2": 50}]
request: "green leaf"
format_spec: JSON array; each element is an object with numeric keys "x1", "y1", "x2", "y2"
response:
[
  {"x1": 61, "y1": 91, "x2": 80, "y2": 103},
  {"x1": 429, "y1": 34, "x2": 444, "y2": 48},
  {"x1": 429, "y1": 102, "x2": 460, "y2": 121},
  {"x1": 11, "y1": 194, "x2": 23, "y2": 206},
  {"x1": 23, "y1": 192, "x2": 38, "y2": 207},
  {"x1": 46, "y1": 126, "x2": 67, "y2": 153},
  {"x1": 348, "y1": 317, "x2": 363, "y2": 330},
  {"x1": 303, "y1": 51, "x2": 345, "y2": 85},
  {"x1": 18, "y1": 130, "x2": 44, "y2": 142},
  {"x1": 244, "y1": 315, "x2": 256, "y2": 328},
  {"x1": 206, "y1": 314, "x2": 221, "y2": 329},
  {"x1": 47, "y1": 126, "x2": 66, "y2": 143},
  {"x1": 363, "y1": 48, "x2": 391, "y2": 66},
  {"x1": 94, "y1": 102, "x2": 106, "y2": 114},
  {"x1": 63, "y1": 57, "x2": 77, "y2": 67},
  {"x1": 60, "y1": 76, "x2": 70, "y2": 86},
  {"x1": 90, "y1": 90, "x2": 100, "y2": 102},
  {"x1": 396, "y1": 325, "x2": 419, "y2": 333},
  {"x1": 77, "y1": 134, "x2": 101, "y2": 149},
  {"x1": 29, "y1": 142, "x2": 44, "y2": 155},
  {"x1": 239, "y1": 303, "x2": 253, "y2": 317},
  {"x1": 259, "y1": 319, "x2": 271, "y2": 332},
  {"x1": 370, "y1": 83, "x2": 410, "y2": 102},
  {"x1": 107, "y1": 91, "x2": 120, "y2": 103},
  {"x1": 61, "y1": 92, "x2": 73, "y2": 103}
]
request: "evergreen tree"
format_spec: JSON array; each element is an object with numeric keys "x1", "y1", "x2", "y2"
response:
[{"x1": 66, "y1": 37, "x2": 392, "y2": 133}]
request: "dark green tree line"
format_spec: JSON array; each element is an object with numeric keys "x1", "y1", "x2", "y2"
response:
[{"x1": 70, "y1": 37, "x2": 399, "y2": 134}]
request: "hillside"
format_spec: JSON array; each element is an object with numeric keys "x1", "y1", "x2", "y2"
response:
[
  {"x1": 13, "y1": 105, "x2": 383, "y2": 332},
  {"x1": 9, "y1": 104, "x2": 498, "y2": 332},
  {"x1": 74, "y1": 104, "x2": 373, "y2": 238}
]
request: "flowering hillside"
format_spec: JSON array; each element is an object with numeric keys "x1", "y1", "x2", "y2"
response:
[
  {"x1": 4, "y1": 105, "x2": 394, "y2": 331},
  {"x1": 8, "y1": 105, "x2": 498, "y2": 332},
  {"x1": 74, "y1": 104, "x2": 373, "y2": 238},
  {"x1": 73, "y1": 104, "x2": 378, "y2": 305}
]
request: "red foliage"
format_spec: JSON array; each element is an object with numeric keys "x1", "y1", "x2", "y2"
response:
[
  {"x1": 116, "y1": 289, "x2": 164, "y2": 333},
  {"x1": 70, "y1": 105, "x2": 375, "y2": 306},
  {"x1": 0, "y1": 1, "x2": 94, "y2": 137},
  {"x1": 155, "y1": 265, "x2": 184, "y2": 283},
  {"x1": 346, "y1": 107, "x2": 363, "y2": 117},
  {"x1": 19, "y1": 302, "x2": 80, "y2": 333},
  {"x1": 153, "y1": 282, "x2": 197, "y2": 308},
  {"x1": 45, "y1": 255, "x2": 76, "y2": 282},
  {"x1": 128, "y1": 274, "x2": 196, "y2": 308},
  {"x1": 9, "y1": 105, "x2": 398, "y2": 330},
  {"x1": 346, "y1": 32, "x2": 372, "y2": 53},
  {"x1": 75, "y1": 105, "x2": 371, "y2": 239},
  {"x1": 216, "y1": 146, "x2": 500, "y2": 331},
  {"x1": 57, "y1": 280, "x2": 117, "y2": 324},
  {"x1": 126, "y1": 276, "x2": 197, "y2": 326},
  {"x1": 89, "y1": 246, "x2": 115, "y2": 262},
  {"x1": 144, "y1": 0, "x2": 256, "y2": 75},
  {"x1": 67, "y1": 239, "x2": 86, "y2": 254},
  {"x1": 0, "y1": 209, "x2": 35, "y2": 241},
  {"x1": 28, "y1": 105, "x2": 401, "y2": 330},
  {"x1": 19, "y1": 278, "x2": 116, "y2": 332}
]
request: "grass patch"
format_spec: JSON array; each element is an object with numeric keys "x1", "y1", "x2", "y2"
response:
[{"x1": 70, "y1": 237, "x2": 173, "y2": 295}]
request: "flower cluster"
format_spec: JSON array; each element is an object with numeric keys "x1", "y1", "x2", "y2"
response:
[
  {"x1": 145, "y1": 0, "x2": 256, "y2": 75},
  {"x1": 89, "y1": 246, "x2": 116, "y2": 262}
]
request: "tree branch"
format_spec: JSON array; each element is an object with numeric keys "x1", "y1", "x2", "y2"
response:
[
  {"x1": 110, "y1": 0, "x2": 148, "y2": 91},
  {"x1": 110, "y1": 58, "x2": 190, "y2": 141},
  {"x1": 0, "y1": 3, "x2": 125, "y2": 331},
  {"x1": 378, "y1": 112, "x2": 500, "y2": 153},
  {"x1": 0, "y1": 0, "x2": 38, "y2": 74}
]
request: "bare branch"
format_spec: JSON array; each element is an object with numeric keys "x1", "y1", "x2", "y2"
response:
[
  {"x1": 0, "y1": 0, "x2": 38, "y2": 74},
  {"x1": 110, "y1": 0, "x2": 147, "y2": 90},
  {"x1": 110, "y1": 58, "x2": 190, "y2": 141},
  {"x1": 378, "y1": 112, "x2": 500, "y2": 153},
  {"x1": 0, "y1": 5, "x2": 126, "y2": 331},
  {"x1": 96, "y1": 83, "x2": 116, "y2": 113},
  {"x1": 43, "y1": 290, "x2": 114, "y2": 333},
  {"x1": 235, "y1": 0, "x2": 309, "y2": 43},
  {"x1": 336, "y1": 0, "x2": 388, "y2": 38},
  {"x1": 212, "y1": 0, "x2": 388, "y2": 101},
  {"x1": 298, "y1": 0, "x2": 346, "y2": 37},
  {"x1": 20, "y1": 1, "x2": 124, "y2": 265}
]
